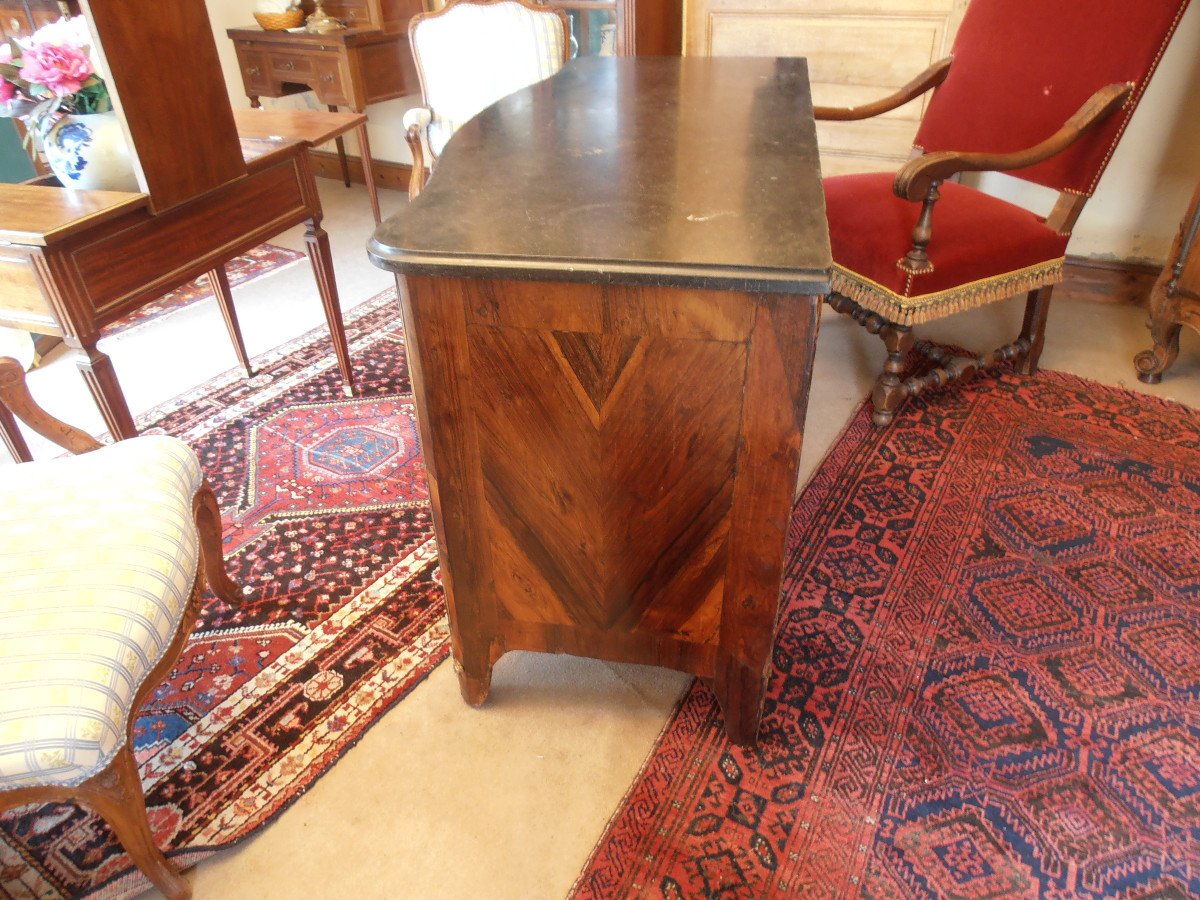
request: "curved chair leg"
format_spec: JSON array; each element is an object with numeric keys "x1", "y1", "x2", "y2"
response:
[
  {"x1": 78, "y1": 746, "x2": 191, "y2": 900},
  {"x1": 193, "y1": 482, "x2": 241, "y2": 605}
]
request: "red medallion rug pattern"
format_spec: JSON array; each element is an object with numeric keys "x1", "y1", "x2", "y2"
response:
[
  {"x1": 99, "y1": 243, "x2": 305, "y2": 340},
  {"x1": 0, "y1": 289, "x2": 449, "y2": 898},
  {"x1": 573, "y1": 367, "x2": 1200, "y2": 898}
]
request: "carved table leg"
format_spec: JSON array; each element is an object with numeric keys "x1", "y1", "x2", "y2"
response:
[
  {"x1": 208, "y1": 266, "x2": 253, "y2": 378},
  {"x1": 353, "y1": 111, "x2": 382, "y2": 225},
  {"x1": 304, "y1": 218, "x2": 356, "y2": 397},
  {"x1": 70, "y1": 337, "x2": 138, "y2": 440},
  {"x1": 1135, "y1": 268, "x2": 1182, "y2": 384},
  {"x1": 1135, "y1": 320, "x2": 1182, "y2": 385},
  {"x1": 81, "y1": 747, "x2": 191, "y2": 900},
  {"x1": 329, "y1": 104, "x2": 352, "y2": 188}
]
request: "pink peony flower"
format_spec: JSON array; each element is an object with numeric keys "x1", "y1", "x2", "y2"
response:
[
  {"x1": 0, "y1": 79, "x2": 13, "y2": 104},
  {"x1": 19, "y1": 41, "x2": 92, "y2": 97},
  {"x1": 0, "y1": 43, "x2": 11, "y2": 64}
]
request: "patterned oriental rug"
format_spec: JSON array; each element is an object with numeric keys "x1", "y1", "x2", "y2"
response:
[
  {"x1": 0, "y1": 289, "x2": 449, "y2": 898},
  {"x1": 99, "y1": 243, "x2": 305, "y2": 340},
  {"x1": 573, "y1": 367, "x2": 1200, "y2": 898}
]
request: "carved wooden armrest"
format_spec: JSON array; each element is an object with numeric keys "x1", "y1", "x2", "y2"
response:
[
  {"x1": 0, "y1": 357, "x2": 103, "y2": 455},
  {"x1": 403, "y1": 106, "x2": 433, "y2": 200},
  {"x1": 813, "y1": 58, "x2": 952, "y2": 121},
  {"x1": 893, "y1": 82, "x2": 1132, "y2": 201},
  {"x1": 891, "y1": 82, "x2": 1132, "y2": 273}
]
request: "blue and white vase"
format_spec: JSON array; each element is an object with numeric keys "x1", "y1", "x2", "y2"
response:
[{"x1": 42, "y1": 110, "x2": 138, "y2": 192}]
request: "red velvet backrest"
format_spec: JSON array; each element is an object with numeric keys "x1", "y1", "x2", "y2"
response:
[{"x1": 914, "y1": 0, "x2": 1191, "y2": 196}]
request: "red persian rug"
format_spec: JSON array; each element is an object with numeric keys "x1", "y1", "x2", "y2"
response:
[
  {"x1": 0, "y1": 289, "x2": 449, "y2": 898},
  {"x1": 573, "y1": 367, "x2": 1200, "y2": 898},
  {"x1": 99, "y1": 243, "x2": 305, "y2": 340}
]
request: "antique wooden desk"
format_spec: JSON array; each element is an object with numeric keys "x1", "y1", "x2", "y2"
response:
[
  {"x1": 369, "y1": 56, "x2": 830, "y2": 745},
  {"x1": 228, "y1": 0, "x2": 423, "y2": 225},
  {"x1": 0, "y1": 129, "x2": 355, "y2": 460},
  {"x1": 1135, "y1": 180, "x2": 1200, "y2": 383}
]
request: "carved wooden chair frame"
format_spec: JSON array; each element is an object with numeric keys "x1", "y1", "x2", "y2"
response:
[
  {"x1": 0, "y1": 358, "x2": 240, "y2": 900},
  {"x1": 404, "y1": 0, "x2": 571, "y2": 199},
  {"x1": 815, "y1": 62, "x2": 1133, "y2": 425}
]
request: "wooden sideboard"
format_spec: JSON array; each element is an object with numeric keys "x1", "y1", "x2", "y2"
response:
[
  {"x1": 1135, "y1": 181, "x2": 1200, "y2": 383},
  {"x1": 369, "y1": 57, "x2": 830, "y2": 745}
]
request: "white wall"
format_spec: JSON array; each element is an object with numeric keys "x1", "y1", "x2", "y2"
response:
[{"x1": 202, "y1": 1, "x2": 1200, "y2": 264}]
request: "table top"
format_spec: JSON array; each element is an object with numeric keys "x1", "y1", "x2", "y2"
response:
[
  {"x1": 232, "y1": 108, "x2": 367, "y2": 147},
  {"x1": 368, "y1": 56, "x2": 831, "y2": 294},
  {"x1": 0, "y1": 185, "x2": 148, "y2": 246},
  {"x1": 0, "y1": 113, "x2": 345, "y2": 246}
]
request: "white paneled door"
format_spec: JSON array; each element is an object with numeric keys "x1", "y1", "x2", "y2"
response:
[{"x1": 685, "y1": 0, "x2": 968, "y2": 175}]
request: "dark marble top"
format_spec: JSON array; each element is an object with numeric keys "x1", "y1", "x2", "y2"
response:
[{"x1": 368, "y1": 56, "x2": 830, "y2": 294}]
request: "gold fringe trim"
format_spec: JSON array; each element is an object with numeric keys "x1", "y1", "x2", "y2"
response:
[{"x1": 831, "y1": 257, "x2": 1065, "y2": 326}]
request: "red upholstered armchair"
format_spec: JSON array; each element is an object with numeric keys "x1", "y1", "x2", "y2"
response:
[{"x1": 818, "y1": 0, "x2": 1192, "y2": 425}]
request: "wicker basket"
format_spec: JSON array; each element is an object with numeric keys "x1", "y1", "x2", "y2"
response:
[{"x1": 254, "y1": 8, "x2": 304, "y2": 30}]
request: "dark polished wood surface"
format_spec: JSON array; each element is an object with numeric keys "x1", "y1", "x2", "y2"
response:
[
  {"x1": 371, "y1": 56, "x2": 829, "y2": 744},
  {"x1": 370, "y1": 56, "x2": 830, "y2": 293}
]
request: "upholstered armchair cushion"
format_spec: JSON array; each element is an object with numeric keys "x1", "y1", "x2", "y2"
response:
[
  {"x1": 0, "y1": 435, "x2": 203, "y2": 789},
  {"x1": 825, "y1": 174, "x2": 1071, "y2": 326},
  {"x1": 410, "y1": 0, "x2": 566, "y2": 157}
]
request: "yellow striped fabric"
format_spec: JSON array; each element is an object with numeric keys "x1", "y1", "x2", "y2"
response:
[
  {"x1": 0, "y1": 436, "x2": 202, "y2": 789},
  {"x1": 412, "y1": 1, "x2": 567, "y2": 156}
]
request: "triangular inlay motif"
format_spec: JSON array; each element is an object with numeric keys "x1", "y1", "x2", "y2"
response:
[{"x1": 552, "y1": 331, "x2": 640, "y2": 411}]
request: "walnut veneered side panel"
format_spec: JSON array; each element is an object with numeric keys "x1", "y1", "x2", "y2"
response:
[{"x1": 399, "y1": 274, "x2": 821, "y2": 743}]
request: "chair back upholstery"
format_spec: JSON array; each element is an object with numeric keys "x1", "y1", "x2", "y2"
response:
[
  {"x1": 914, "y1": 0, "x2": 1191, "y2": 196},
  {"x1": 410, "y1": 0, "x2": 569, "y2": 157}
]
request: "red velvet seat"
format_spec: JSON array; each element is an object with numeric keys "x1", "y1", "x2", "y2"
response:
[
  {"x1": 825, "y1": 175, "x2": 1070, "y2": 326},
  {"x1": 818, "y1": 0, "x2": 1192, "y2": 425}
]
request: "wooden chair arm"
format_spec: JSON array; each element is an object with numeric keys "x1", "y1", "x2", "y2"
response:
[
  {"x1": 813, "y1": 58, "x2": 952, "y2": 121},
  {"x1": 0, "y1": 357, "x2": 104, "y2": 456},
  {"x1": 893, "y1": 81, "x2": 1132, "y2": 201},
  {"x1": 403, "y1": 105, "x2": 433, "y2": 200}
]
